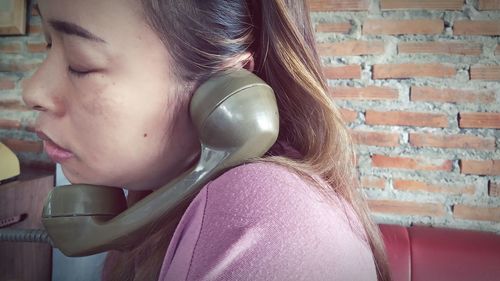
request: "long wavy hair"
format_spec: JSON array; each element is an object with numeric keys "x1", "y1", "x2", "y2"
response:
[{"x1": 103, "y1": 0, "x2": 391, "y2": 280}]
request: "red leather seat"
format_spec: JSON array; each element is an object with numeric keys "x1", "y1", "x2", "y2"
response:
[
  {"x1": 379, "y1": 224, "x2": 500, "y2": 281},
  {"x1": 379, "y1": 224, "x2": 411, "y2": 281}
]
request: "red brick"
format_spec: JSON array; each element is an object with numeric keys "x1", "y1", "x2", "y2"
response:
[
  {"x1": 372, "y1": 154, "x2": 453, "y2": 171},
  {"x1": 360, "y1": 176, "x2": 386, "y2": 189},
  {"x1": 0, "y1": 78, "x2": 16, "y2": 90},
  {"x1": 394, "y1": 179, "x2": 476, "y2": 195},
  {"x1": 409, "y1": 133, "x2": 496, "y2": 151},
  {"x1": 315, "y1": 22, "x2": 352, "y2": 33},
  {"x1": 459, "y1": 112, "x2": 500, "y2": 129},
  {"x1": 1, "y1": 138, "x2": 43, "y2": 153},
  {"x1": 0, "y1": 119, "x2": 21, "y2": 129},
  {"x1": 470, "y1": 65, "x2": 500, "y2": 81},
  {"x1": 366, "y1": 111, "x2": 448, "y2": 128},
  {"x1": 28, "y1": 24, "x2": 42, "y2": 34},
  {"x1": 454, "y1": 21, "x2": 500, "y2": 35},
  {"x1": 350, "y1": 130, "x2": 400, "y2": 147},
  {"x1": 20, "y1": 77, "x2": 30, "y2": 89},
  {"x1": 411, "y1": 86, "x2": 495, "y2": 104},
  {"x1": 330, "y1": 86, "x2": 398, "y2": 100},
  {"x1": 478, "y1": 0, "x2": 500, "y2": 10},
  {"x1": 27, "y1": 42, "x2": 48, "y2": 53},
  {"x1": 460, "y1": 159, "x2": 500, "y2": 176},
  {"x1": 0, "y1": 100, "x2": 30, "y2": 111},
  {"x1": 339, "y1": 108, "x2": 357, "y2": 124},
  {"x1": 0, "y1": 42, "x2": 22, "y2": 54},
  {"x1": 368, "y1": 200, "x2": 446, "y2": 217},
  {"x1": 308, "y1": 0, "x2": 370, "y2": 11},
  {"x1": 317, "y1": 41, "x2": 385, "y2": 56},
  {"x1": 496, "y1": 45, "x2": 500, "y2": 56},
  {"x1": 398, "y1": 42, "x2": 482, "y2": 56},
  {"x1": 363, "y1": 19, "x2": 444, "y2": 35},
  {"x1": 453, "y1": 204, "x2": 500, "y2": 222},
  {"x1": 381, "y1": 0, "x2": 464, "y2": 10},
  {"x1": 489, "y1": 181, "x2": 500, "y2": 197},
  {"x1": 0, "y1": 62, "x2": 41, "y2": 72},
  {"x1": 373, "y1": 63, "x2": 456, "y2": 79},
  {"x1": 323, "y1": 65, "x2": 361, "y2": 79}
]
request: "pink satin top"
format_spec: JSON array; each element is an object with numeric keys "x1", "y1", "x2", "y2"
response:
[{"x1": 158, "y1": 162, "x2": 377, "y2": 280}]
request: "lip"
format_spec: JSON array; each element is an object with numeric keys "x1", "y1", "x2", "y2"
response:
[{"x1": 36, "y1": 131, "x2": 74, "y2": 162}]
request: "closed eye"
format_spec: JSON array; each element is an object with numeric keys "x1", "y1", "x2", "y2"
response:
[{"x1": 67, "y1": 66, "x2": 93, "y2": 78}]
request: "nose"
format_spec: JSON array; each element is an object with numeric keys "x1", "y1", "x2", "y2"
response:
[{"x1": 22, "y1": 57, "x2": 65, "y2": 116}]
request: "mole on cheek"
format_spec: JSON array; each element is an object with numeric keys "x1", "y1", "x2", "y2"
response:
[{"x1": 143, "y1": 133, "x2": 148, "y2": 138}]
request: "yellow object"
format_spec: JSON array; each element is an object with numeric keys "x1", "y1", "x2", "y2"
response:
[{"x1": 0, "y1": 142, "x2": 20, "y2": 183}]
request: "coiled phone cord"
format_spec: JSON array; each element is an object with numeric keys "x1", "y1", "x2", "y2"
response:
[{"x1": 0, "y1": 229, "x2": 53, "y2": 246}]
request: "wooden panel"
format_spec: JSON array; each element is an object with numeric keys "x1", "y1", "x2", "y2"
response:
[
  {"x1": 0, "y1": 171, "x2": 54, "y2": 281},
  {"x1": 0, "y1": 0, "x2": 27, "y2": 35}
]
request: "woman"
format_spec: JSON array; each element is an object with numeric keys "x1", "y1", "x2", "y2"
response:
[{"x1": 23, "y1": 0, "x2": 390, "y2": 280}]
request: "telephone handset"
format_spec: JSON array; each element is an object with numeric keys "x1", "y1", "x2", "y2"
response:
[{"x1": 41, "y1": 69, "x2": 279, "y2": 257}]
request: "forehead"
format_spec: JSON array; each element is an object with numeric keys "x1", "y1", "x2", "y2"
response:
[{"x1": 37, "y1": 0, "x2": 146, "y2": 40}]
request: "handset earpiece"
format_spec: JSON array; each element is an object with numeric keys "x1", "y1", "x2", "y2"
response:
[{"x1": 41, "y1": 69, "x2": 279, "y2": 256}]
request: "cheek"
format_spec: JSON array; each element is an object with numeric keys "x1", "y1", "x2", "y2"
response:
[
  {"x1": 67, "y1": 75, "x2": 114, "y2": 122},
  {"x1": 60, "y1": 43, "x2": 182, "y2": 186},
  {"x1": 64, "y1": 80, "x2": 176, "y2": 183},
  {"x1": 63, "y1": 114, "x2": 173, "y2": 187}
]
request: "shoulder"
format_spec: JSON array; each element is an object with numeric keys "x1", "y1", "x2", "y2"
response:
[
  {"x1": 159, "y1": 161, "x2": 377, "y2": 281},
  {"x1": 195, "y1": 162, "x2": 375, "y2": 279},
  {"x1": 204, "y1": 161, "x2": 363, "y2": 229},
  {"x1": 209, "y1": 161, "x2": 302, "y2": 192},
  {"x1": 204, "y1": 161, "x2": 321, "y2": 216}
]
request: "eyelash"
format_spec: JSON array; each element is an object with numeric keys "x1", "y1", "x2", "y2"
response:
[
  {"x1": 44, "y1": 42, "x2": 93, "y2": 78},
  {"x1": 67, "y1": 66, "x2": 92, "y2": 78}
]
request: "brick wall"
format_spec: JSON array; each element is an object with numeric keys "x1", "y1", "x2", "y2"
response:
[
  {"x1": 0, "y1": 0, "x2": 499, "y2": 233},
  {"x1": 312, "y1": 0, "x2": 499, "y2": 233},
  {"x1": 1, "y1": 1, "x2": 47, "y2": 168}
]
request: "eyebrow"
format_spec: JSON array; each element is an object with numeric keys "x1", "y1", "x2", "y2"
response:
[
  {"x1": 48, "y1": 20, "x2": 107, "y2": 43},
  {"x1": 34, "y1": 4, "x2": 107, "y2": 43}
]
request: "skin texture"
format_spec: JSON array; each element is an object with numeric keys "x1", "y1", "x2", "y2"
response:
[{"x1": 22, "y1": 0, "x2": 200, "y2": 190}]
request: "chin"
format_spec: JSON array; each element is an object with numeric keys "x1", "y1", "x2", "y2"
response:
[{"x1": 60, "y1": 165, "x2": 110, "y2": 187}]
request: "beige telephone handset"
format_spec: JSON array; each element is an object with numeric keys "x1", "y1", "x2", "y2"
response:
[{"x1": 0, "y1": 69, "x2": 279, "y2": 257}]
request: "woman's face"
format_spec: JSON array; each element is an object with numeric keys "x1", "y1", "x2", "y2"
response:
[{"x1": 23, "y1": 0, "x2": 199, "y2": 190}]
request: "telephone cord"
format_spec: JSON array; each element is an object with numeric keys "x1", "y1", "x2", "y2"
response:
[{"x1": 0, "y1": 228, "x2": 53, "y2": 246}]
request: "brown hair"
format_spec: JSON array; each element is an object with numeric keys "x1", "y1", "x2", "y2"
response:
[{"x1": 103, "y1": 0, "x2": 391, "y2": 280}]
